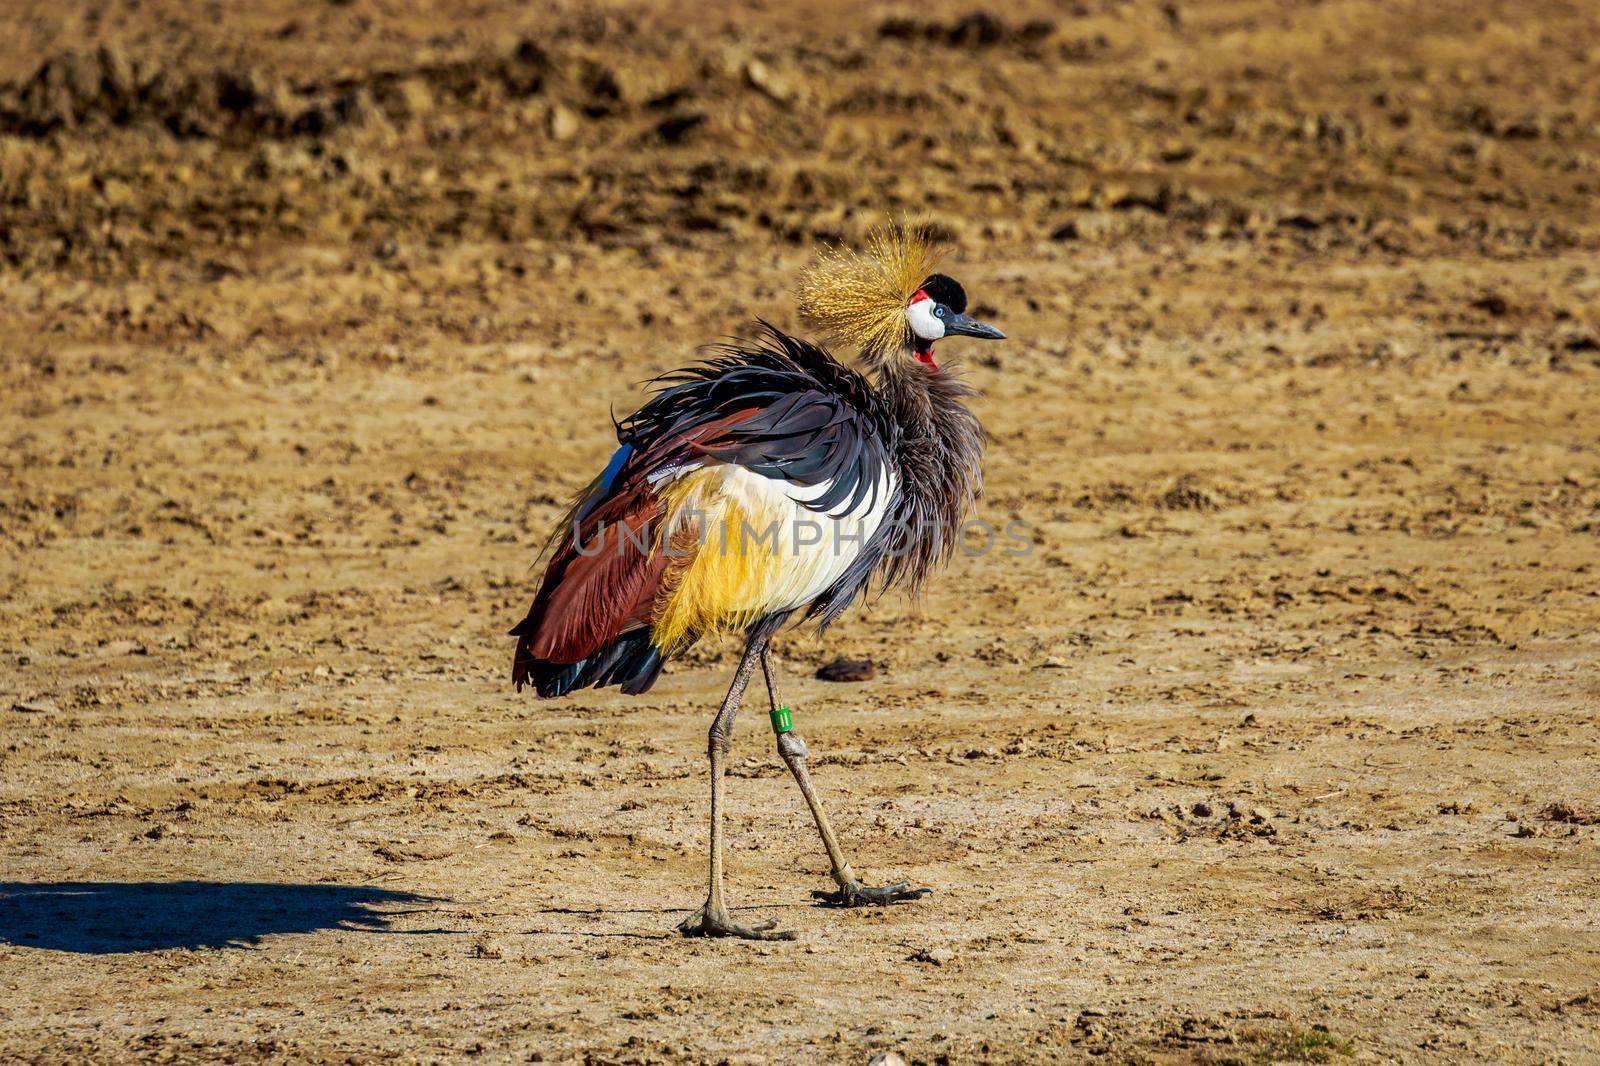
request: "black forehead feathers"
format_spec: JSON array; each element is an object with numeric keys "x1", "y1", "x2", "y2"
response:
[{"x1": 919, "y1": 273, "x2": 967, "y2": 314}]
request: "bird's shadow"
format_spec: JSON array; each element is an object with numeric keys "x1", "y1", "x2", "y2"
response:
[{"x1": 0, "y1": 881, "x2": 445, "y2": 955}]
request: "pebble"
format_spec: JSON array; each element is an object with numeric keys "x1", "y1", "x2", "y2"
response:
[
  {"x1": 548, "y1": 103, "x2": 579, "y2": 142},
  {"x1": 816, "y1": 657, "x2": 875, "y2": 682}
]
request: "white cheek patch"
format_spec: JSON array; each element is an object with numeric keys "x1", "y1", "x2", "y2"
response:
[{"x1": 907, "y1": 297, "x2": 945, "y2": 341}]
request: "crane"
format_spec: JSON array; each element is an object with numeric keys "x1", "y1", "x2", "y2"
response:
[{"x1": 509, "y1": 223, "x2": 1005, "y2": 939}]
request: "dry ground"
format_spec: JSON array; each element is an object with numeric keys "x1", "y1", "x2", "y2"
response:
[{"x1": 3, "y1": 0, "x2": 1599, "y2": 1062}]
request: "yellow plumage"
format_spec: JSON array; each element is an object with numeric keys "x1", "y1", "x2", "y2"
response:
[
  {"x1": 651, "y1": 468, "x2": 786, "y2": 653},
  {"x1": 649, "y1": 464, "x2": 880, "y2": 653},
  {"x1": 797, "y1": 220, "x2": 947, "y2": 357}
]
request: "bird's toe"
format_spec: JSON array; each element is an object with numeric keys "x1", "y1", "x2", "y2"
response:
[
  {"x1": 734, "y1": 920, "x2": 797, "y2": 941},
  {"x1": 813, "y1": 880, "x2": 932, "y2": 908},
  {"x1": 677, "y1": 906, "x2": 797, "y2": 941}
]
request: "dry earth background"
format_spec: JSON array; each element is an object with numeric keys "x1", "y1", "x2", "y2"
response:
[{"x1": 2, "y1": 0, "x2": 1599, "y2": 1062}]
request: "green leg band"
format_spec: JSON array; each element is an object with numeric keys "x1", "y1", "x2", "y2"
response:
[{"x1": 769, "y1": 706, "x2": 793, "y2": 734}]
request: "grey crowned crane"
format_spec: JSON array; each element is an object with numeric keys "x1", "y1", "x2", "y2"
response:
[{"x1": 509, "y1": 223, "x2": 1005, "y2": 940}]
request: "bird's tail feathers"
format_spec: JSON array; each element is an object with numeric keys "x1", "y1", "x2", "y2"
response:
[{"x1": 511, "y1": 627, "x2": 664, "y2": 697}]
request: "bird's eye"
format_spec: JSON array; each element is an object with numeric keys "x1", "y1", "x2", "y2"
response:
[{"x1": 934, "y1": 305, "x2": 947, "y2": 318}]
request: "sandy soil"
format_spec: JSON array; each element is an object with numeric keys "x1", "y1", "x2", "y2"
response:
[{"x1": 3, "y1": 0, "x2": 1600, "y2": 1061}]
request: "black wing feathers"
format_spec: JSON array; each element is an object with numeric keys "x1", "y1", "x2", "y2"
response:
[{"x1": 618, "y1": 324, "x2": 896, "y2": 518}]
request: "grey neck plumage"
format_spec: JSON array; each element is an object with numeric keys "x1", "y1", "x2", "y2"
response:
[{"x1": 872, "y1": 349, "x2": 986, "y2": 595}]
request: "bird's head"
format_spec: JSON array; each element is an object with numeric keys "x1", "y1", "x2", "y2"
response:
[
  {"x1": 797, "y1": 221, "x2": 1004, "y2": 373},
  {"x1": 903, "y1": 272, "x2": 1005, "y2": 368}
]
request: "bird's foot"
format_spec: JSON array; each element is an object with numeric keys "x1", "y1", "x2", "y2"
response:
[
  {"x1": 811, "y1": 879, "x2": 931, "y2": 908},
  {"x1": 677, "y1": 904, "x2": 797, "y2": 941}
]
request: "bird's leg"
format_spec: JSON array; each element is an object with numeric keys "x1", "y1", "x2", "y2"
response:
[
  {"x1": 678, "y1": 634, "x2": 796, "y2": 941},
  {"x1": 762, "y1": 647, "x2": 930, "y2": 909}
]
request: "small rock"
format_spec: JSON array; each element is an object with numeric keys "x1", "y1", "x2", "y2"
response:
[
  {"x1": 867, "y1": 1053, "x2": 908, "y2": 1066},
  {"x1": 816, "y1": 657, "x2": 875, "y2": 682},
  {"x1": 548, "y1": 103, "x2": 579, "y2": 142},
  {"x1": 12, "y1": 699, "x2": 57, "y2": 714},
  {"x1": 743, "y1": 59, "x2": 794, "y2": 104},
  {"x1": 469, "y1": 939, "x2": 504, "y2": 959},
  {"x1": 908, "y1": 946, "x2": 954, "y2": 966}
]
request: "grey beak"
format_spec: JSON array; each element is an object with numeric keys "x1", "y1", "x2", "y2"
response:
[{"x1": 946, "y1": 312, "x2": 1005, "y2": 340}]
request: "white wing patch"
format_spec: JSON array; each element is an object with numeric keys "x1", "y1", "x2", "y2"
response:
[
  {"x1": 719, "y1": 463, "x2": 894, "y2": 613},
  {"x1": 655, "y1": 459, "x2": 894, "y2": 621}
]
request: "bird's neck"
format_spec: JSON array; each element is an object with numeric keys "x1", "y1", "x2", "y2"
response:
[{"x1": 877, "y1": 353, "x2": 984, "y2": 509}]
